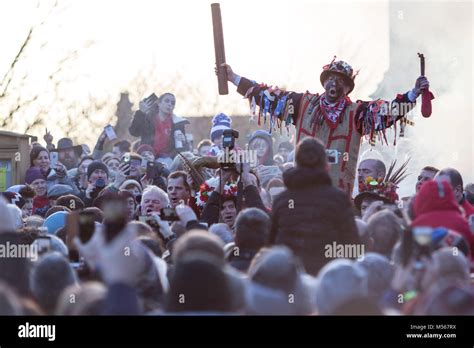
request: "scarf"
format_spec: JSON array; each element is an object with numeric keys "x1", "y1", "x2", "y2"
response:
[{"x1": 319, "y1": 94, "x2": 350, "y2": 129}]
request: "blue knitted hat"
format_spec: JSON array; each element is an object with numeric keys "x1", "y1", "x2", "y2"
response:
[{"x1": 210, "y1": 113, "x2": 232, "y2": 142}]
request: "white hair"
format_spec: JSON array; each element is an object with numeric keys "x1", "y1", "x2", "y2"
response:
[{"x1": 142, "y1": 185, "x2": 170, "y2": 207}]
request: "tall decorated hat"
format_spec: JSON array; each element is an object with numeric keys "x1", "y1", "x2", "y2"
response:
[
  {"x1": 354, "y1": 158, "x2": 410, "y2": 210},
  {"x1": 320, "y1": 56, "x2": 357, "y2": 94}
]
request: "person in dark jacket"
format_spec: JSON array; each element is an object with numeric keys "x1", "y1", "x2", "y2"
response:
[
  {"x1": 128, "y1": 92, "x2": 189, "y2": 160},
  {"x1": 269, "y1": 137, "x2": 360, "y2": 275}
]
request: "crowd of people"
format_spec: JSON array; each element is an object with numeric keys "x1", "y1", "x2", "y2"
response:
[{"x1": 0, "y1": 88, "x2": 473, "y2": 316}]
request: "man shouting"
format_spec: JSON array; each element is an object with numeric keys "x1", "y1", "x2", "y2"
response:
[{"x1": 220, "y1": 58, "x2": 430, "y2": 195}]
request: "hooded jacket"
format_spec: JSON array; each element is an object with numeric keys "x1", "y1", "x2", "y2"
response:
[
  {"x1": 249, "y1": 130, "x2": 274, "y2": 166},
  {"x1": 411, "y1": 180, "x2": 473, "y2": 258},
  {"x1": 269, "y1": 166, "x2": 360, "y2": 275}
]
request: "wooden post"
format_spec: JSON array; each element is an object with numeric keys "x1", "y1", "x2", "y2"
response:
[{"x1": 211, "y1": 3, "x2": 228, "y2": 95}]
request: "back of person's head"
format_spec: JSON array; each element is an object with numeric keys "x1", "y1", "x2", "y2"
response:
[
  {"x1": 209, "y1": 223, "x2": 233, "y2": 244},
  {"x1": 171, "y1": 230, "x2": 225, "y2": 265},
  {"x1": 0, "y1": 281, "x2": 23, "y2": 315},
  {"x1": 7, "y1": 204, "x2": 22, "y2": 231},
  {"x1": 423, "y1": 285, "x2": 474, "y2": 315},
  {"x1": 138, "y1": 236, "x2": 164, "y2": 258},
  {"x1": 129, "y1": 221, "x2": 155, "y2": 238},
  {"x1": 30, "y1": 252, "x2": 77, "y2": 314},
  {"x1": 356, "y1": 253, "x2": 394, "y2": 301},
  {"x1": 19, "y1": 185, "x2": 35, "y2": 199},
  {"x1": 246, "y1": 246, "x2": 313, "y2": 315},
  {"x1": 24, "y1": 215, "x2": 45, "y2": 229},
  {"x1": 431, "y1": 247, "x2": 470, "y2": 284},
  {"x1": 45, "y1": 205, "x2": 71, "y2": 218},
  {"x1": 165, "y1": 253, "x2": 232, "y2": 313},
  {"x1": 55, "y1": 282, "x2": 107, "y2": 315},
  {"x1": 248, "y1": 246, "x2": 300, "y2": 294},
  {"x1": 56, "y1": 195, "x2": 85, "y2": 211},
  {"x1": 355, "y1": 218, "x2": 368, "y2": 240},
  {"x1": 295, "y1": 137, "x2": 327, "y2": 169},
  {"x1": 234, "y1": 208, "x2": 269, "y2": 250},
  {"x1": 82, "y1": 207, "x2": 104, "y2": 223},
  {"x1": 366, "y1": 210, "x2": 402, "y2": 259},
  {"x1": 330, "y1": 296, "x2": 383, "y2": 315},
  {"x1": 0, "y1": 198, "x2": 18, "y2": 233},
  {"x1": 315, "y1": 259, "x2": 368, "y2": 315},
  {"x1": 31, "y1": 234, "x2": 69, "y2": 258},
  {"x1": 437, "y1": 167, "x2": 463, "y2": 190}
]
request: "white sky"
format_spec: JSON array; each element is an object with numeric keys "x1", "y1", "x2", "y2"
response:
[{"x1": 0, "y1": 0, "x2": 390, "y2": 119}]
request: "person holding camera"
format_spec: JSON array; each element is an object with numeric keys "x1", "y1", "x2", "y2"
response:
[{"x1": 129, "y1": 92, "x2": 189, "y2": 162}]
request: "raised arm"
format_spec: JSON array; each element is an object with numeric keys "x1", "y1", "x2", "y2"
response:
[
  {"x1": 355, "y1": 76, "x2": 430, "y2": 139},
  {"x1": 218, "y1": 63, "x2": 304, "y2": 130}
]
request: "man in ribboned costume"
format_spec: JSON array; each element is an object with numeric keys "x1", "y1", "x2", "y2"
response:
[{"x1": 220, "y1": 58, "x2": 430, "y2": 195}]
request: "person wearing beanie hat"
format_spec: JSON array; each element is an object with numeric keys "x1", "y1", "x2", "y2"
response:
[
  {"x1": 210, "y1": 113, "x2": 232, "y2": 145},
  {"x1": 205, "y1": 113, "x2": 233, "y2": 157},
  {"x1": 81, "y1": 160, "x2": 110, "y2": 205},
  {"x1": 222, "y1": 57, "x2": 432, "y2": 196},
  {"x1": 1, "y1": 192, "x2": 25, "y2": 209},
  {"x1": 269, "y1": 137, "x2": 360, "y2": 275},
  {"x1": 47, "y1": 184, "x2": 75, "y2": 207},
  {"x1": 25, "y1": 167, "x2": 50, "y2": 217}
]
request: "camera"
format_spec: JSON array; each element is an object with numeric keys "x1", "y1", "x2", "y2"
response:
[
  {"x1": 222, "y1": 129, "x2": 239, "y2": 150},
  {"x1": 220, "y1": 129, "x2": 239, "y2": 170},
  {"x1": 326, "y1": 149, "x2": 339, "y2": 164}
]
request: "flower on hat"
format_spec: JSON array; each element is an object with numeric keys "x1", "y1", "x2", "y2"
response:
[{"x1": 195, "y1": 176, "x2": 238, "y2": 209}]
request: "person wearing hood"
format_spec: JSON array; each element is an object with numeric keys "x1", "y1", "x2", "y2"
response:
[
  {"x1": 269, "y1": 137, "x2": 359, "y2": 275},
  {"x1": 411, "y1": 180, "x2": 473, "y2": 262},
  {"x1": 248, "y1": 130, "x2": 274, "y2": 166}
]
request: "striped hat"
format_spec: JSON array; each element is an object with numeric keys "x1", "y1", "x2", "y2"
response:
[{"x1": 210, "y1": 113, "x2": 232, "y2": 142}]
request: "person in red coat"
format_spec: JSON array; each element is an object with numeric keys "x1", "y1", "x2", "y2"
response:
[{"x1": 411, "y1": 180, "x2": 473, "y2": 262}]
